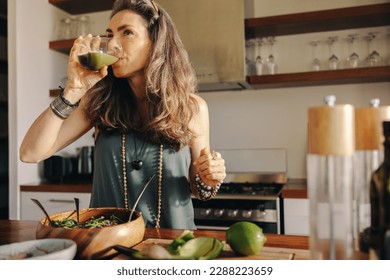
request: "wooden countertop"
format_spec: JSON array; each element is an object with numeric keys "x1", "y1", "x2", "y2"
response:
[
  {"x1": 20, "y1": 182, "x2": 92, "y2": 193},
  {"x1": 0, "y1": 219, "x2": 309, "y2": 259}
]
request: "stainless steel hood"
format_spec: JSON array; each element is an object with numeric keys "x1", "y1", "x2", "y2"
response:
[{"x1": 157, "y1": 0, "x2": 251, "y2": 92}]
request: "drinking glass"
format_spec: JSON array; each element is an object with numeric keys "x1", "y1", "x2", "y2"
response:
[
  {"x1": 346, "y1": 34, "x2": 360, "y2": 68},
  {"x1": 245, "y1": 39, "x2": 256, "y2": 75},
  {"x1": 76, "y1": 36, "x2": 121, "y2": 71},
  {"x1": 327, "y1": 36, "x2": 339, "y2": 70},
  {"x1": 364, "y1": 32, "x2": 381, "y2": 67},
  {"x1": 266, "y1": 36, "x2": 278, "y2": 75},
  {"x1": 255, "y1": 37, "x2": 265, "y2": 75},
  {"x1": 309, "y1": 40, "x2": 321, "y2": 71}
]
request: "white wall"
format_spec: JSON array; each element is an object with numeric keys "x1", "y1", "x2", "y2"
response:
[
  {"x1": 8, "y1": 0, "x2": 110, "y2": 219},
  {"x1": 8, "y1": 0, "x2": 390, "y2": 219}
]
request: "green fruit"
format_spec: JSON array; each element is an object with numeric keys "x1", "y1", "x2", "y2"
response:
[
  {"x1": 167, "y1": 230, "x2": 195, "y2": 254},
  {"x1": 226, "y1": 221, "x2": 267, "y2": 256},
  {"x1": 178, "y1": 237, "x2": 224, "y2": 260}
]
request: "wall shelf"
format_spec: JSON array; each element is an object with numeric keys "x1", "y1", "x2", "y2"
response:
[
  {"x1": 244, "y1": 3, "x2": 390, "y2": 88},
  {"x1": 49, "y1": 38, "x2": 74, "y2": 55},
  {"x1": 247, "y1": 66, "x2": 390, "y2": 89},
  {"x1": 245, "y1": 3, "x2": 390, "y2": 38},
  {"x1": 48, "y1": 0, "x2": 114, "y2": 15}
]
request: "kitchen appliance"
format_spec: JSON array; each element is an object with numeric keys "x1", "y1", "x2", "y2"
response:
[
  {"x1": 156, "y1": 0, "x2": 250, "y2": 92},
  {"x1": 43, "y1": 155, "x2": 74, "y2": 183},
  {"x1": 192, "y1": 172, "x2": 286, "y2": 234},
  {"x1": 77, "y1": 146, "x2": 94, "y2": 181}
]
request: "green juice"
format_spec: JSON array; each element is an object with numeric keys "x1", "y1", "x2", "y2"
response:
[{"x1": 78, "y1": 52, "x2": 118, "y2": 71}]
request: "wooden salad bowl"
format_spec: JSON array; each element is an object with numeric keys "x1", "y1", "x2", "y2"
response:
[{"x1": 36, "y1": 208, "x2": 145, "y2": 259}]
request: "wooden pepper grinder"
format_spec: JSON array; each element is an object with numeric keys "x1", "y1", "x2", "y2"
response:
[{"x1": 307, "y1": 95, "x2": 355, "y2": 259}]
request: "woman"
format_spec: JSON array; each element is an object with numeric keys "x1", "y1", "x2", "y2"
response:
[{"x1": 19, "y1": 0, "x2": 226, "y2": 229}]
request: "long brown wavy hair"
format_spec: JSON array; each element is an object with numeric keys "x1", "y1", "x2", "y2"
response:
[{"x1": 84, "y1": 0, "x2": 198, "y2": 151}]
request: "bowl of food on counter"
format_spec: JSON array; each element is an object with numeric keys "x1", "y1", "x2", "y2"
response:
[{"x1": 36, "y1": 207, "x2": 145, "y2": 259}]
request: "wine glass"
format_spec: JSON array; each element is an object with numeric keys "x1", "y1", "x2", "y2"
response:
[
  {"x1": 255, "y1": 37, "x2": 265, "y2": 75},
  {"x1": 309, "y1": 40, "x2": 321, "y2": 71},
  {"x1": 364, "y1": 32, "x2": 381, "y2": 67},
  {"x1": 76, "y1": 35, "x2": 121, "y2": 71},
  {"x1": 346, "y1": 34, "x2": 360, "y2": 68},
  {"x1": 266, "y1": 36, "x2": 278, "y2": 75},
  {"x1": 245, "y1": 39, "x2": 256, "y2": 75},
  {"x1": 327, "y1": 36, "x2": 339, "y2": 70}
]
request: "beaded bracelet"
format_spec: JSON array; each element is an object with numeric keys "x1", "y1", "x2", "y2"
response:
[
  {"x1": 50, "y1": 87, "x2": 80, "y2": 120},
  {"x1": 194, "y1": 173, "x2": 221, "y2": 201}
]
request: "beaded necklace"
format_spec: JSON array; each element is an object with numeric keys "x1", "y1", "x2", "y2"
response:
[{"x1": 121, "y1": 134, "x2": 163, "y2": 228}]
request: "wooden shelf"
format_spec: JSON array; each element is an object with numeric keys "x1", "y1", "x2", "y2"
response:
[
  {"x1": 246, "y1": 66, "x2": 390, "y2": 89},
  {"x1": 50, "y1": 88, "x2": 61, "y2": 97},
  {"x1": 49, "y1": 38, "x2": 75, "y2": 54},
  {"x1": 245, "y1": 3, "x2": 390, "y2": 38},
  {"x1": 49, "y1": 0, "x2": 115, "y2": 15}
]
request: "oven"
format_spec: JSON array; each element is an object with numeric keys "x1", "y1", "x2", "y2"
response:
[{"x1": 192, "y1": 173, "x2": 286, "y2": 234}]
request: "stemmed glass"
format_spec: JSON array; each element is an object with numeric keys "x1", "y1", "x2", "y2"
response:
[
  {"x1": 364, "y1": 32, "x2": 381, "y2": 67},
  {"x1": 327, "y1": 36, "x2": 339, "y2": 70},
  {"x1": 346, "y1": 34, "x2": 360, "y2": 68},
  {"x1": 255, "y1": 37, "x2": 265, "y2": 75},
  {"x1": 266, "y1": 36, "x2": 278, "y2": 75},
  {"x1": 309, "y1": 40, "x2": 321, "y2": 71},
  {"x1": 245, "y1": 39, "x2": 256, "y2": 76}
]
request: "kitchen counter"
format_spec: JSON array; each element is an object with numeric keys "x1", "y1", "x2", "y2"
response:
[
  {"x1": 0, "y1": 220, "x2": 370, "y2": 260},
  {"x1": 282, "y1": 179, "x2": 307, "y2": 198},
  {"x1": 21, "y1": 181, "x2": 308, "y2": 198},
  {"x1": 0, "y1": 219, "x2": 309, "y2": 259}
]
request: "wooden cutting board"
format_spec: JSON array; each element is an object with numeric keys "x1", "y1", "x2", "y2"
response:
[{"x1": 132, "y1": 238, "x2": 310, "y2": 260}]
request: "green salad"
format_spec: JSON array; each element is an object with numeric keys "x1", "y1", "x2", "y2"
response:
[{"x1": 51, "y1": 215, "x2": 125, "y2": 229}]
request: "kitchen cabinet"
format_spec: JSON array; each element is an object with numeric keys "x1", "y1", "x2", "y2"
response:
[
  {"x1": 245, "y1": 3, "x2": 390, "y2": 89},
  {"x1": 20, "y1": 183, "x2": 92, "y2": 221},
  {"x1": 283, "y1": 198, "x2": 309, "y2": 236},
  {"x1": 20, "y1": 190, "x2": 91, "y2": 221}
]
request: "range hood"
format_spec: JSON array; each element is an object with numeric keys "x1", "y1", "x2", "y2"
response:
[{"x1": 157, "y1": 0, "x2": 251, "y2": 92}]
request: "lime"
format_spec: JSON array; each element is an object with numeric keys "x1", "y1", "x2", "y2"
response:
[
  {"x1": 78, "y1": 52, "x2": 118, "y2": 71},
  {"x1": 226, "y1": 221, "x2": 267, "y2": 256}
]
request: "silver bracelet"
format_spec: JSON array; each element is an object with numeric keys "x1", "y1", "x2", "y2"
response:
[
  {"x1": 50, "y1": 88, "x2": 79, "y2": 119},
  {"x1": 194, "y1": 172, "x2": 221, "y2": 201}
]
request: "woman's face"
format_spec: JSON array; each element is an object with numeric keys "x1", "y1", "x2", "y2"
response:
[{"x1": 107, "y1": 10, "x2": 152, "y2": 79}]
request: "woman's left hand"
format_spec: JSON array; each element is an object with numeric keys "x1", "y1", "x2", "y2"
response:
[{"x1": 193, "y1": 147, "x2": 226, "y2": 186}]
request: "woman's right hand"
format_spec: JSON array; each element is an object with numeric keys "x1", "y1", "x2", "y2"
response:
[{"x1": 65, "y1": 35, "x2": 109, "y2": 100}]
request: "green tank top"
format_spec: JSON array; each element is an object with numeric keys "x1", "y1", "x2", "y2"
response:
[{"x1": 90, "y1": 132, "x2": 196, "y2": 229}]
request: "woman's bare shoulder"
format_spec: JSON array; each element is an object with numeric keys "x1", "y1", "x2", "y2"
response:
[{"x1": 190, "y1": 93, "x2": 208, "y2": 113}]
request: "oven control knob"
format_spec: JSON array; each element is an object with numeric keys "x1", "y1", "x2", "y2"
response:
[
  {"x1": 227, "y1": 209, "x2": 238, "y2": 218},
  {"x1": 242, "y1": 210, "x2": 252, "y2": 219},
  {"x1": 200, "y1": 208, "x2": 211, "y2": 217},
  {"x1": 213, "y1": 209, "x2": 225, "y2": 218}
]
